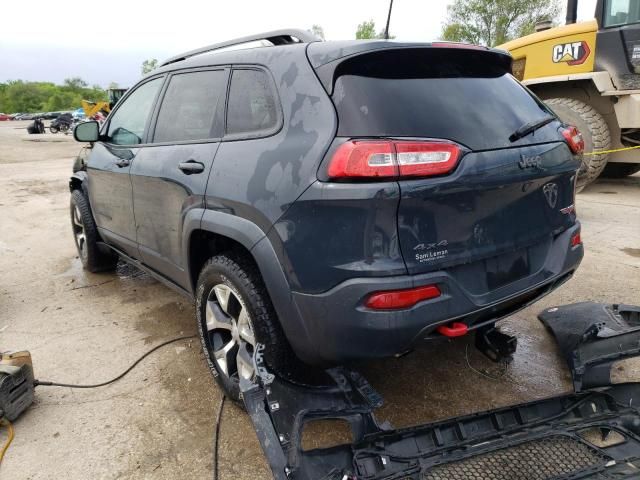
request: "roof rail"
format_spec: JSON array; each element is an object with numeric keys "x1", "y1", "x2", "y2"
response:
[{"x1": 160, "y1": 29, "x2": 320, "y2": 67}]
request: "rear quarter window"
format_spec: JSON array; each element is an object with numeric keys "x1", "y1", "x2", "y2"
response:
[
  {"x1": 332, "y1": 49, "x2": 557, "y2": 151},
  {"x1": 226, "y1": 69, "x2": 279, "y2": 137}
]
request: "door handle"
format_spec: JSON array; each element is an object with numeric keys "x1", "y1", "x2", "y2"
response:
[
  {"x1": 179, "y1": 160, "x2": 205, "y2": 174},
  {"x1": 115, "y1": 159, "x2": 130, "y2": 168}
]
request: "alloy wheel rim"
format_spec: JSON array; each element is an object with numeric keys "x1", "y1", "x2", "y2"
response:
[
  {"x1": 205, "y1": 283, "x2": 256, "y2": 382},
  {"x1": 72, "y1": 205, "x2": 87, "y2": 258}
]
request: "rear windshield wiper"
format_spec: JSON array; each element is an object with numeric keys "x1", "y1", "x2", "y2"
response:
[{"x1": 509, "y1": 115, "x2": 555, "y2": 142}]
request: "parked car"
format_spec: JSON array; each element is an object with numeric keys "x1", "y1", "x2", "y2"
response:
[
  {"x1": 70, "y1": 31, "x2": 584, "y2": 401},
  {"x1": 0, "y1": 113, "x2": 11, "y2": 121}
]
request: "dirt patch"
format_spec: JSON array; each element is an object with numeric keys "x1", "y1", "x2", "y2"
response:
[{"x1": 622, "y1": 247, "x2": 640, "y2": 258}]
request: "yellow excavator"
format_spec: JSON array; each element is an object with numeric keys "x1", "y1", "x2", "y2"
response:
[
  {"x1": 498, "y1": 0, "x2": 640, "y2": 189},
  {"x1": 81, "y1": 88, "x2": 127, "y2": 119}
]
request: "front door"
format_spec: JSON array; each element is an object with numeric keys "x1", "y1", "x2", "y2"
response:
[
  {"x1": 87, "y1": 76, "x2": 164, "y2": 258},
  {"x1": 131, "y1": 68, "x2": 228, "y2": 288}
]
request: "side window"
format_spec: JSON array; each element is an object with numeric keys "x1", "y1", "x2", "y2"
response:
[
  {"x1": 106, "y1": 77, "x2": 162, "y2": 145},
  {"x1": 226, "y1": 69, "x2": 278, "y2": 136},
  {"x1": 154, "y1": 70, "x2": 227, "y2": 143}
]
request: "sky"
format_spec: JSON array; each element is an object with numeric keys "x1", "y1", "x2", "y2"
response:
[{"x1": 1, "y1": 0, "x2": 597, "y2": 88}]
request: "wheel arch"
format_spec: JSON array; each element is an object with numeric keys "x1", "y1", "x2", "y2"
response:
[
  {"x1": 185, "y1": 210, "x2": 319, "y2": 364},
  {"x1": 69, "y1": 171, "x2": 88, "y2": 196}
]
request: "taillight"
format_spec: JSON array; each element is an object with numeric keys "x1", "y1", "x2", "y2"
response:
[
  {"x1": 327, "y1": 140, "x2": 461, "y2": 180},
  {"x1": 561, "y1": 126, "x2": 584, "y2": 154},
  {"x1": 571, "y1": 230, "x2": 582, "y2": 248},
  {"x1": 365, "y1": 284, "x2": 441, "y2": 310}
]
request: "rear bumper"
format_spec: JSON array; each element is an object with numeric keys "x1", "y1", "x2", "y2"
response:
[{"x1": 291, "y1": 223, "x2": 583, "y2": 364}]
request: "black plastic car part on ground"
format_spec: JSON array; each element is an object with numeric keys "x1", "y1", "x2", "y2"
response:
[
  {"x1": 540, "y1": 302, "x2": 640, "y2": 392},
  {"x1": 241, "y1": 303, "x2": 640, "y2": 480}
]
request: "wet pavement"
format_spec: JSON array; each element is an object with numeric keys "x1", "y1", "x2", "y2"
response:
[{"x1": 1, "y1": 121, "x2": 639, "y2": 478}]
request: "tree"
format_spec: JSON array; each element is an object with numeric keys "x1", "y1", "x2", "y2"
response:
[
  {"x1": 441, "y1": 0, "x2": 561, "y2": 47},
  {"x1": 0, "y1": 79, "x2": 106, "y2": 113},
  {"x1": 356, "y1": 20, "x2": 378, "y2": 39},
  {"x1": 64, "y1": 77, "x2": 88, "y2": 90},
  {"x1": 355, "y1": 19, "x2": 395, "y2": 39},
  {"x1": 141, "y1": 58, "x2": 158, "y2": 75},
  {"x1": 107, "y1": 81, "x2": 120, "y2": 89},
  {"x1": 310, "y1": 24, "x2": 325, "y2": 40}
]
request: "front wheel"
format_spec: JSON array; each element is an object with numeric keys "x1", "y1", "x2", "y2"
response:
[
  {"x1": 49, "y1": 125, "x2": 59, "y2": 134},
  {"x1": 196, "y1": 254, "x2": 296, "y2": 403},
  {"x1": 70, "y1": 189, "x2": 118, "y2": 272}
]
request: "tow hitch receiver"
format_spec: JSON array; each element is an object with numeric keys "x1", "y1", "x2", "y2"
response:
[
  {"x1": 242, "y1": 303, "x2": 640, "y2": 480},
  {"x1": 475, "y1": 325, "x2": 518, "y2": 363}
]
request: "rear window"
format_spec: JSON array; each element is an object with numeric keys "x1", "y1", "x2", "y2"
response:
[{"x1": 332, "y1": 49, "x2": 555, "y2": 151}]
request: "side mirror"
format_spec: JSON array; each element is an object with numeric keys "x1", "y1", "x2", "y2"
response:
[{"x1": 73, "y1": 121, "x2": 100, "y2": 143}]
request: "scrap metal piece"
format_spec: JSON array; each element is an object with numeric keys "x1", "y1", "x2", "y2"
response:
[{"x1": 539, "y1": 302, "x2": 640, "y2": 391}]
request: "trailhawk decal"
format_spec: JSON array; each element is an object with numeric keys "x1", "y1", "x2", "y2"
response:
[{"x1": 552, "y1": 41, "x2": 590, "y2": 66}]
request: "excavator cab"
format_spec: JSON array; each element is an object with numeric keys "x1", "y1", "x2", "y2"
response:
[{"x1": 107, "y1": 88, "x2": 127, "y2": 110}]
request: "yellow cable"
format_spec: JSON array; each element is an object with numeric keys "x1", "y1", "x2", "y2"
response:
[
  {"x1": 0, "y1": 418, "x2": 15, "y2": 465},
  {"x1": 584, "y1": 144, "x2": 640, "y2": 156}
]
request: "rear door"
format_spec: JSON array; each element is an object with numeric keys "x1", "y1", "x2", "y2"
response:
[
  {"x1": 87, "y1": 76, "x2": 164, "y2": 258},
  {"x1": 131, "y1": 68, "x2": 228, "y2": 289},
  {"x1": 331, "y1": 48, "x2": 580, "y2": 284}
]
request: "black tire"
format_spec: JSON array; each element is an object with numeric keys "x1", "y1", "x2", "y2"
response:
[
  {"x1": 70, "y1": 189, "x2": 118, "y2": 272},
  {"x1": 600, "y1": 162, "x2": 640, "y2": 178},
  {"x1": 196, "y1": 253, "x2": 297, "y2": 403},
  {"x1": 546, "y1": 97, "x2": 611, "y2": 191},
  {"x1": 49, "y1": 125, "x2": 59, "y2": 134}
]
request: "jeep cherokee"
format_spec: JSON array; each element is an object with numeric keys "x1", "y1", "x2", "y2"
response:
[{"x1": 70, "y1": 29, "x2": 584, "y2": 401}]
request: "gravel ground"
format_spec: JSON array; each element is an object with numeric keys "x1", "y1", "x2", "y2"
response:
[{"x1": 1, "y1": 120, "x2": 639, "y2": 479}]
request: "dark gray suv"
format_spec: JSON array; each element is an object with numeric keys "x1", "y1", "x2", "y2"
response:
[{"x1": 71, "y1": 30, "x2": 584, "y2": 400}]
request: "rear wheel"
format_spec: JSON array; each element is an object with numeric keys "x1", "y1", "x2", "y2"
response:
[
  {"x1": 546, "y1": 98, "x2": 611, "y2": 191},
  {"x1": 70, "y1": 189, "x2": 118, "y2": 272},
  {"x1": 49, "y1": 125, "x2": 59, "y2": 134},
  {"x1": 600, "y1": 162, "x2": 640, "y2": 178},
  {"x1": 196, "y1": 254, "x2": 297, "y2": 403}
]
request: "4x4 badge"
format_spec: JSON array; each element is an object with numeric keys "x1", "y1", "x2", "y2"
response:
[{"x1": 543, "y1": 183, "x2": 559, "y2": 208}]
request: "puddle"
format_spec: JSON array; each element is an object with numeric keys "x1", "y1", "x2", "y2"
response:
[{"x1": 135, "y1": 300, "x2": 194, "y2": 344}]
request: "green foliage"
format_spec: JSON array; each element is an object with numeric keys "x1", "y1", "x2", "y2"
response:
[
  {"x1": 356, "y1": 20, "x2": 379, "y2": 39},
  {"x1": 355, "y1": 19, "x2": 395, "y2": 39},
  {"x1": 0, "y1": 78, "x2": 106, "y2": 113},
  {"x1": 441, "y1": 0, "x2": 561, "y2": 46},
  {"x1": 141, "y1": 58, "x2": 158, "y2": 75},
  {"x1": 310, "y1": 24, "x2": 325, "y2": 40}
]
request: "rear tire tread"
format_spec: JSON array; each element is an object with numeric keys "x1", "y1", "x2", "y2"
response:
[{"x1": 546, "y1": 97, "x2": 611, "y2": 191}]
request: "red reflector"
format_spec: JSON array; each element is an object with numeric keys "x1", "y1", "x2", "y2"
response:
[
  {"x1": 436, "y1": 322, "x2": 468, "y2": 337},
  {"x1": 561, "y1": 125, "x2": 585, "y2": 154},
  {"x1": 327, "y1": 140, "x2": 461, "y2": 180},
  {"x1": 571, "y1": 231, "x2": 582, "y2": 247},
  {"x1": 365, "y1": 284, "x2": 441, "y2": 310}
]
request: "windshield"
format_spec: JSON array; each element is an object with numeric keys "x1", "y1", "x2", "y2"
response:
[{"x1": 604, "y1": 0, "x2": 640, "y2": 27}]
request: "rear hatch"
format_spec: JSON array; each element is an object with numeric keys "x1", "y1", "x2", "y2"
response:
[{"x1": 315, "y1": 45, "x2": 580, "y2": 291}]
